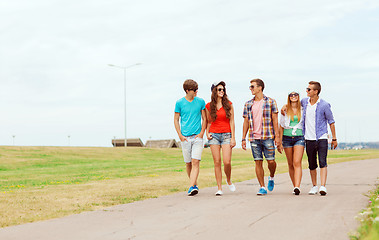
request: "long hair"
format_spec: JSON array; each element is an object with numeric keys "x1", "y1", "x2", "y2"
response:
[
  {"x1": 210, "y1": 84, "x2": 231, "y2": 121},
  {"x1": 286, "y1": 93, "x2": 301, "y2": 122}
]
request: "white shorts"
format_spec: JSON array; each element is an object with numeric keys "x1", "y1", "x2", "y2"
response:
[{"x1": 181, "y1": 135, "x2": 204, "y2": 163}]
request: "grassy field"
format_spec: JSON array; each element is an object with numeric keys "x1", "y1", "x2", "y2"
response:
[
  {"x1": 350, "y1": 183, "x2": 379, "y2": 240},
  {"x1": 0, "y1": 146, "x2": 378, "y2": 227}
]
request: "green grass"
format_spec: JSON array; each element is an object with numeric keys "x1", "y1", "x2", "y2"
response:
[
  {"x1": 0, "y1": 146, "x2": 187, "y2": 189},
  {"x1": 350, "y1": 182, "x2": 379, "y2": 240},
  {"x1": 0, "y1": 146, "x2": 378, "y2": 227}
]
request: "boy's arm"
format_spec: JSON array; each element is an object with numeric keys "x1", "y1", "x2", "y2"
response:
[
  {"x1": 277, "y1": 126, "x2": 284, "y2": 154},
  {"x1": 242, "y1": 117, "x2": 249, "y2": 150},
  {"x1": 329, "y1": 123, "x2": 337, "y2": 149},
  {"x1": 174, "y1": 112, "x2": 187, "y2": 142},
  {"x1": 280, "y1": 104, "x2": 287, "y2": 116},
  {"x1": 272, "y1": 112, "x2": 280, "y2": 147},
  {"x1": 197, "y1": 109, "x2": 207, "y2": 139}
]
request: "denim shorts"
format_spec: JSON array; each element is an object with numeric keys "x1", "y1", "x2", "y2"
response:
[
  {"x1": 282, "y1": 135, "x2": 305, "y2": 148},
  {"x1": 250, "y1": 139, "x2": 275, "y2": 161},
  {"x1": 181, "y1": 135, "x2": 204, "y2": 163},
  {"x1": 208, "y1": 132, "x2": 231, "y2": 145}
]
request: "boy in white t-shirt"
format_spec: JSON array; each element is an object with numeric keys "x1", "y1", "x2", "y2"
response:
[{"x1": 302, "y1": 81, "x2": 337, "y2": 196}]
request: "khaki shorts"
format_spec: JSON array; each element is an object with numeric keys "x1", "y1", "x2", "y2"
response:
[{"x1": 181, "y1": 135, "x2": 204, "y2": 163}]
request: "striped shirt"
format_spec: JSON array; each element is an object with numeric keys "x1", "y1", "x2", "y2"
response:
[{"x1": 243, "y1": 95, "x2": 278, "y2": 141}]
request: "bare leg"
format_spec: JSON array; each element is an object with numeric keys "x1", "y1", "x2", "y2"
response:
[
  {"x1": 267, "y1": 160, "x2": 276, "y2": 178},
  {"x1": 284, "y1": 147, "x2": 295, "y2": 186},
  {"x1": 320, "y1": 167, "x2": 327, "y2": 186},
  {"x1": 310, "y1": 169, "x2": 317, "y2": 186},
  {"x1": 186, "y1": 162, "x2": 192, "y2": 178},
  {"x1": 255, "y1": 161, "x2": 265, "y2": 187},
  {"x1": 189, "y1": 159, "x2": 200, "y2": 187},
  {"x1": 221, "y1": 144, "x2": 232, "y2": 185},
  {"x1": 293, "y1": 145, "x2": 304, "y2": 188},
  {"x1": 210, "y1": 145, "x2": 222, "y2": 190}
]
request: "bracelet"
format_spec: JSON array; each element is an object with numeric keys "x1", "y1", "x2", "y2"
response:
[
  {"x1": 332, "y1": 139, "x2": 337, "y2": 141},
  {"x1": 242, "y1": 139, "x2": 246, "y2": 142}
]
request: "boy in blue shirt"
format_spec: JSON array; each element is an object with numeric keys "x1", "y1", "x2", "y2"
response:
[
  {"x1": 174, "y1": 79, "x2": 207, "y2": 196},
  {"x1": 303, "y1": 81, "x2": 337, "y2": 196}
]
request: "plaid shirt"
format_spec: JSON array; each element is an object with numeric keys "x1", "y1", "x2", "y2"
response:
[{"x1": 243, "y1": 95, "x2": 278, "y2": 141}]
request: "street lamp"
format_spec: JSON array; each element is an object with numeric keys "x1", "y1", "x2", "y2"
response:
[{"x1": 108, "y1": 63, "x2": 142, "y2": 148}]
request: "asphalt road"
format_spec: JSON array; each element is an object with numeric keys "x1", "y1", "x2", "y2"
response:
[{"x1": 1, "y1": 158, "x2": 378, "y2": 240}]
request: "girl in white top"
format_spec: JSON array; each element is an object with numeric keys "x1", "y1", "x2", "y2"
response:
[{"x1": 278, "y1": 92, "x2": 305, "y2": 195}]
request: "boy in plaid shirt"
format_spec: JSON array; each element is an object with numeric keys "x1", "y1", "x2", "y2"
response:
[{"x1": 242, "y1": 79, "x2": 280, "y2": 195}]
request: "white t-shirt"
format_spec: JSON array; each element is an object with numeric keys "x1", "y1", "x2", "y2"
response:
[{"x1": 304, "y1": 99, "x2": 328, "y2": 140}]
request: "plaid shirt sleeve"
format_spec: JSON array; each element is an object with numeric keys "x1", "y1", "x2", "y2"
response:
[
  {"x1": 243, "y1": 102, "x2": 249, "y2": 118},
  {"x1": 261, "y1": 97, "x2": 279, "y2": 139},
  {"x1": 271, "y1": 98, "x2": 278, "y2": 113}
]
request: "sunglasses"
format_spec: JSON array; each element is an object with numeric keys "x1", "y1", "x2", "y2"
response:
[
  {"x1": 289, "y1": 93, "x2": 299, "y2": 97},
  {"x1": 306, "y1": 88, "x2": 312, "y2": 92},
  {"x1": 189, "y1": 88, "x2": 198, "y2": 92},
  {"x1": 249, "y1": 85, "x2": 256, "y2": 89},
  {"x1": 217, "y1": 88, "x2": 224, "y2": 92}
]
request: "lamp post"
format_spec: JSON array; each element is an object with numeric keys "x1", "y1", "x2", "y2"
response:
[{"x1": 108, "y1": 63, "x2": 142, "y2": 148}]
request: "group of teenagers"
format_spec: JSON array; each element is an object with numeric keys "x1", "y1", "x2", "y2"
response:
[{"x1": 174, "y1": 78, "x2": 337, "y2": 196}]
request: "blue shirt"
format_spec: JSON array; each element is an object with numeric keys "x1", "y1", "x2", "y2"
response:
[
  {"x1": 301, "y1": 98, "x2": 335, "y2": 140},
  {"x1": 175, "y1": 97, "x2": 205, "y2": 136}
]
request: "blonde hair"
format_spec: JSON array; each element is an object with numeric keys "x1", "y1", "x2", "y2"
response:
[{"x1": 286, "y1": 93, "x2": 301, "y2": 121}]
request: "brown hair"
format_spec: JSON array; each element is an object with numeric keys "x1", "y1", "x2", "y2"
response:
[
  {"x1": 250, "y1": 78, "x2": 265, "y2": 91},
  {"x1": 209, "y1": 82, "x2": 231, "y2": 121},
  {"x1": 309, "y1": 81, "x2": 321, "y2": 95},
  {"x1": 286, "y1": 93, "x2": 301, "y2": 122},
  {"x1": 183, "y1": 79, "x2": 198, "y2": 92}
]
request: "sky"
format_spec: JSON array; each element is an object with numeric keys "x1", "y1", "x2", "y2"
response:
[{"x1": 1, "y1": 0, "x2": 379, "y2": 147}]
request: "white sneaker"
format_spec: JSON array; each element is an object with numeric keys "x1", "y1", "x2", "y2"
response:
[
  {"x1": 319, "y1": 186, "x2": 327, "y2": 196},
  {"x1": 215, "y1": 190, "x2": 223, "y2": 196},
  {"x1": 228, "y1": 183, "x2": 236, "y2": 192},
  {"x1": 308, "y1": 186, "x2": 318, "y2": 195}
]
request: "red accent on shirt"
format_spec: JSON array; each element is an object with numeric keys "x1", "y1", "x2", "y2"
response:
[{"x1": 205, "y1": 102, "x2": 232, "y2": 133}]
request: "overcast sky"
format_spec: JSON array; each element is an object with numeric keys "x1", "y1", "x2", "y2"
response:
[{"x1": 1, "y1": 0, "x2": 378, "y2": 147}]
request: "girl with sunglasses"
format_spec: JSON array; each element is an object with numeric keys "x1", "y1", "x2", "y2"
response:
[
  {"x1": 278, "y1": 92, "x2": 305, "y2": 195},
  {"x1": 205, "y1": 81, "x2": 236, "y2": 196}
]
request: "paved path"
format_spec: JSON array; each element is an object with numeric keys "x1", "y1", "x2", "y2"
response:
[{"x1": 1, "y1": 158, "x2": 378, "y2": 240}]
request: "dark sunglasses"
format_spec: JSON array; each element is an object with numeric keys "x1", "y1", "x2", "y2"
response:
[
  {"x1": 289, "y1": 93, "x2": 299, "y2": 97},
  {"x1": 189, "y1": 88, "x2": 198, "y2": 92},
  {"x1": 217, "y1": 88, "x2": 224, "y2": 92},
  {"x1": 249, "y1": 85, "x2": 256, "y2": 89},
  {"x1": 306, "y1": 88, "x2": 312, "y2": 92}
]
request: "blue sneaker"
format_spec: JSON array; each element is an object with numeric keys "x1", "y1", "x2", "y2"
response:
[
  {"x1": 267, "y1": 177, "x2": 274, "y2": 191},
  {"x1": 257, "y1": 187, "x2": 267, "y2": 195},
  {"x1": 188, "y1": 186, "x2": 198, "y2": 196}
]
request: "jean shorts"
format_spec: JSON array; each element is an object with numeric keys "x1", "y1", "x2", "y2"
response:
[
  {"x1": 208, "y1": 132, "x2": 231, "y2": 145},
  {"x1": 250, "y1": 139, "x2": 275, "y2": 161},
  {"x1": 181, "y1": 135, "x2": 204, "y2": 163},
  {"x1": 282, "y1": 135, "x2": 305, "y2": 148}
]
